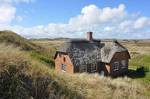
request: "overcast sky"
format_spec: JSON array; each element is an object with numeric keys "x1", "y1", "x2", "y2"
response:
[{"x1": 0, "y1": 0, "x2": 150, "y2": 39}]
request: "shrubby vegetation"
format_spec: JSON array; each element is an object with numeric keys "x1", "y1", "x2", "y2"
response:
[{"x1": 0, "y1": 44, "x2": 83, "y2": 99}]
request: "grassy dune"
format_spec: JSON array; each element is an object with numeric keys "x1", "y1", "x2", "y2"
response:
[
  {"x1": 0, "y1": 31, "x2": 150, "y2": 99},
  {"x1": 0, "y1": 44, "x2": 82, "y2": 99},
  {"x1": 0, "y1": 31, "x2": 42, "y2": 51},
  {"x1": 0, "y1": 44, "x2": 149, "y2": 99}
]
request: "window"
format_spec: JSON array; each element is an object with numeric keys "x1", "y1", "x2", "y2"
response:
[
  {"x1": 113, "y1": 61, "x2": 119, "y2": 71},
  {"x1": 87, "y1": 64, "x2": 97, "y2": 73},
  {"x1": 63, "y1": 57, "x2": 66, "y2": 62},
  {"x1": 61, "y1": 64, "x2": 66, "y2": 71},
  {"x1": 90, "y1": 64, "x2": 97, "y2": 73},
  {"x1": 80, "y1": 65, "x2": 87, "y2": 72},
  {"x1": 121, "y1": 60, "x2": 127, "y2": 68}
]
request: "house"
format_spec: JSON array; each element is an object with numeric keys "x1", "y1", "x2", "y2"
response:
[{"x1": 54, "y1": 32, "x2": 130, "y2": 77}]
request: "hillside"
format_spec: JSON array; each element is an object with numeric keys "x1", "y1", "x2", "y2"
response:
[
  {"x1": 0, "y1": 30, "x2": 43, "y2": 52},
  {"x1": 0, "y1": 31, "x2": 150, "y2": 99},
  {"x1": 0, "y1": 30, "x2": 55, "y2": 67}
]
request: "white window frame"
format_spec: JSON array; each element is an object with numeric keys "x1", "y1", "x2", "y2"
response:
[
  {"x1": 121, "y1": 60, "x2": 127, "y2": 68},
  {"x1": 113, "y1": 61, "x2": 119, "y2": 71}
]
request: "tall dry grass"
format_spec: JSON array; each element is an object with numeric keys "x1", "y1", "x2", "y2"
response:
[
  {"x1": 0, "y1": 44, "x2": 66, "y2": 99},
  {"x1": 0, "y1": 44, "x2": 87, "y2": 99},
  {"x1": 0, "y1": 43, "x2": 149, "y2": 99},
  {"x1": 56, "y1": 73, "x2": 148, "y2": 99}
]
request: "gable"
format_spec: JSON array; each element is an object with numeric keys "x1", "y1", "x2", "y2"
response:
[
  {"x1": 54, "y1": 52, "x2": 74, "y2": 74},
  {"x1": 54, "y1": 51, "x2": 67, "y2": 59},
  {"x1": 110, "y1": 51, "x2": 131, "y2": 62},
  {"x1": 100, "y1": 41, "x2": 129, "y2": 63}
]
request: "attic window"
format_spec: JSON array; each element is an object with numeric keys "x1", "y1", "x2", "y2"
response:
[{"x1": 113, "y1": 61, "x2": 119, "y2": 71}]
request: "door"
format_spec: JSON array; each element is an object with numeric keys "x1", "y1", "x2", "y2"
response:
[{"x1": 98, "y1": 62, "x2": 106, "y2": 76}]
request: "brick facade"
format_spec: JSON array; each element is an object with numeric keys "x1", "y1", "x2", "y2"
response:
[{"x1": 55, "y1": 54, "x2": 74, "y2": 74}]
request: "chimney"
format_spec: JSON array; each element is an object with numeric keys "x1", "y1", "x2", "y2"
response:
[{"x1": 87, "y1": 32, "x2": 93, "y2": 41}]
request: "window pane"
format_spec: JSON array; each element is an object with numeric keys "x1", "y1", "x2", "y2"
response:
[
  {"x1": 91, "y1": 64, "x2": 96, "y2": 73},
  {"x1": 113, "y1": 62, "x2": 119, "y2": 71},
  {"x1": 61, "y1": 64, "x2": 66, "y2": 71}
]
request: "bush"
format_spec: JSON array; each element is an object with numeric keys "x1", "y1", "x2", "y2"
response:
[{"x1": 0, "y1": 44, "x2": 57, "y2": 99}]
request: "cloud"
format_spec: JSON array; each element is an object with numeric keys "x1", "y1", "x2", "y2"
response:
[
  {"x1": 69, "y1": 4, "x2": 127, "y2": 27},
  {"x1": 134, "y1": 17, "x2": 150, "y2": 29},
  {"x1": 0, "y1": 0, "x2": 34, "y2": 24},
  {"x1": 0, "y1": 3, "x2": 150, "y2": 39},
  {"x1": 0, "y1": 4, "x2": 16, "y2": 24}
]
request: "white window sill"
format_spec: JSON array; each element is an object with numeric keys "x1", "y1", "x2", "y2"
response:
[{"x1": 62, "y1": 70, "x2": 66, "y2": 72}]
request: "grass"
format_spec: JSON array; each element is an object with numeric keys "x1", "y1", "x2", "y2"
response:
[
  {"x1": 57, "y1": 73, "x2": 148, "y2": 99},
  {"x1": 29, "y1": 51, "x2": 55, "y2": 68},
  {"x1": 121, "y1": 41, "x2": 150, "y2": 84},
  {"x1": 128, "y1": 54, "x2": 150, "y2": 84},
  {"x1": 0, "y1": 44, "x2": 83, "y2": 99},
  {"x1": 129, "y1": 55, "x2": 150, "y2": 68},
  {"x1": 0, "y1": 30, "x2": 43, "y2": 52},
  {"x1": 0, "y1": 30, "x2": 55, "y2": 68}
]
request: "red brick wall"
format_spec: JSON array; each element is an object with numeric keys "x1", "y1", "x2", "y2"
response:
[{"x1": 55, "y1": 53, "x2": 74, "y2": 74}]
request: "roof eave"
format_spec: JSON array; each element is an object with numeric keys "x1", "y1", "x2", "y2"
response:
[{"x1": 54, "y1": 51, "x2": 68, "y2": 59}]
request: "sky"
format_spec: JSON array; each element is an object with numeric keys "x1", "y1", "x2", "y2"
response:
[{"x1": 0, "y1": 0, "x2": 150, "y2": 39}]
